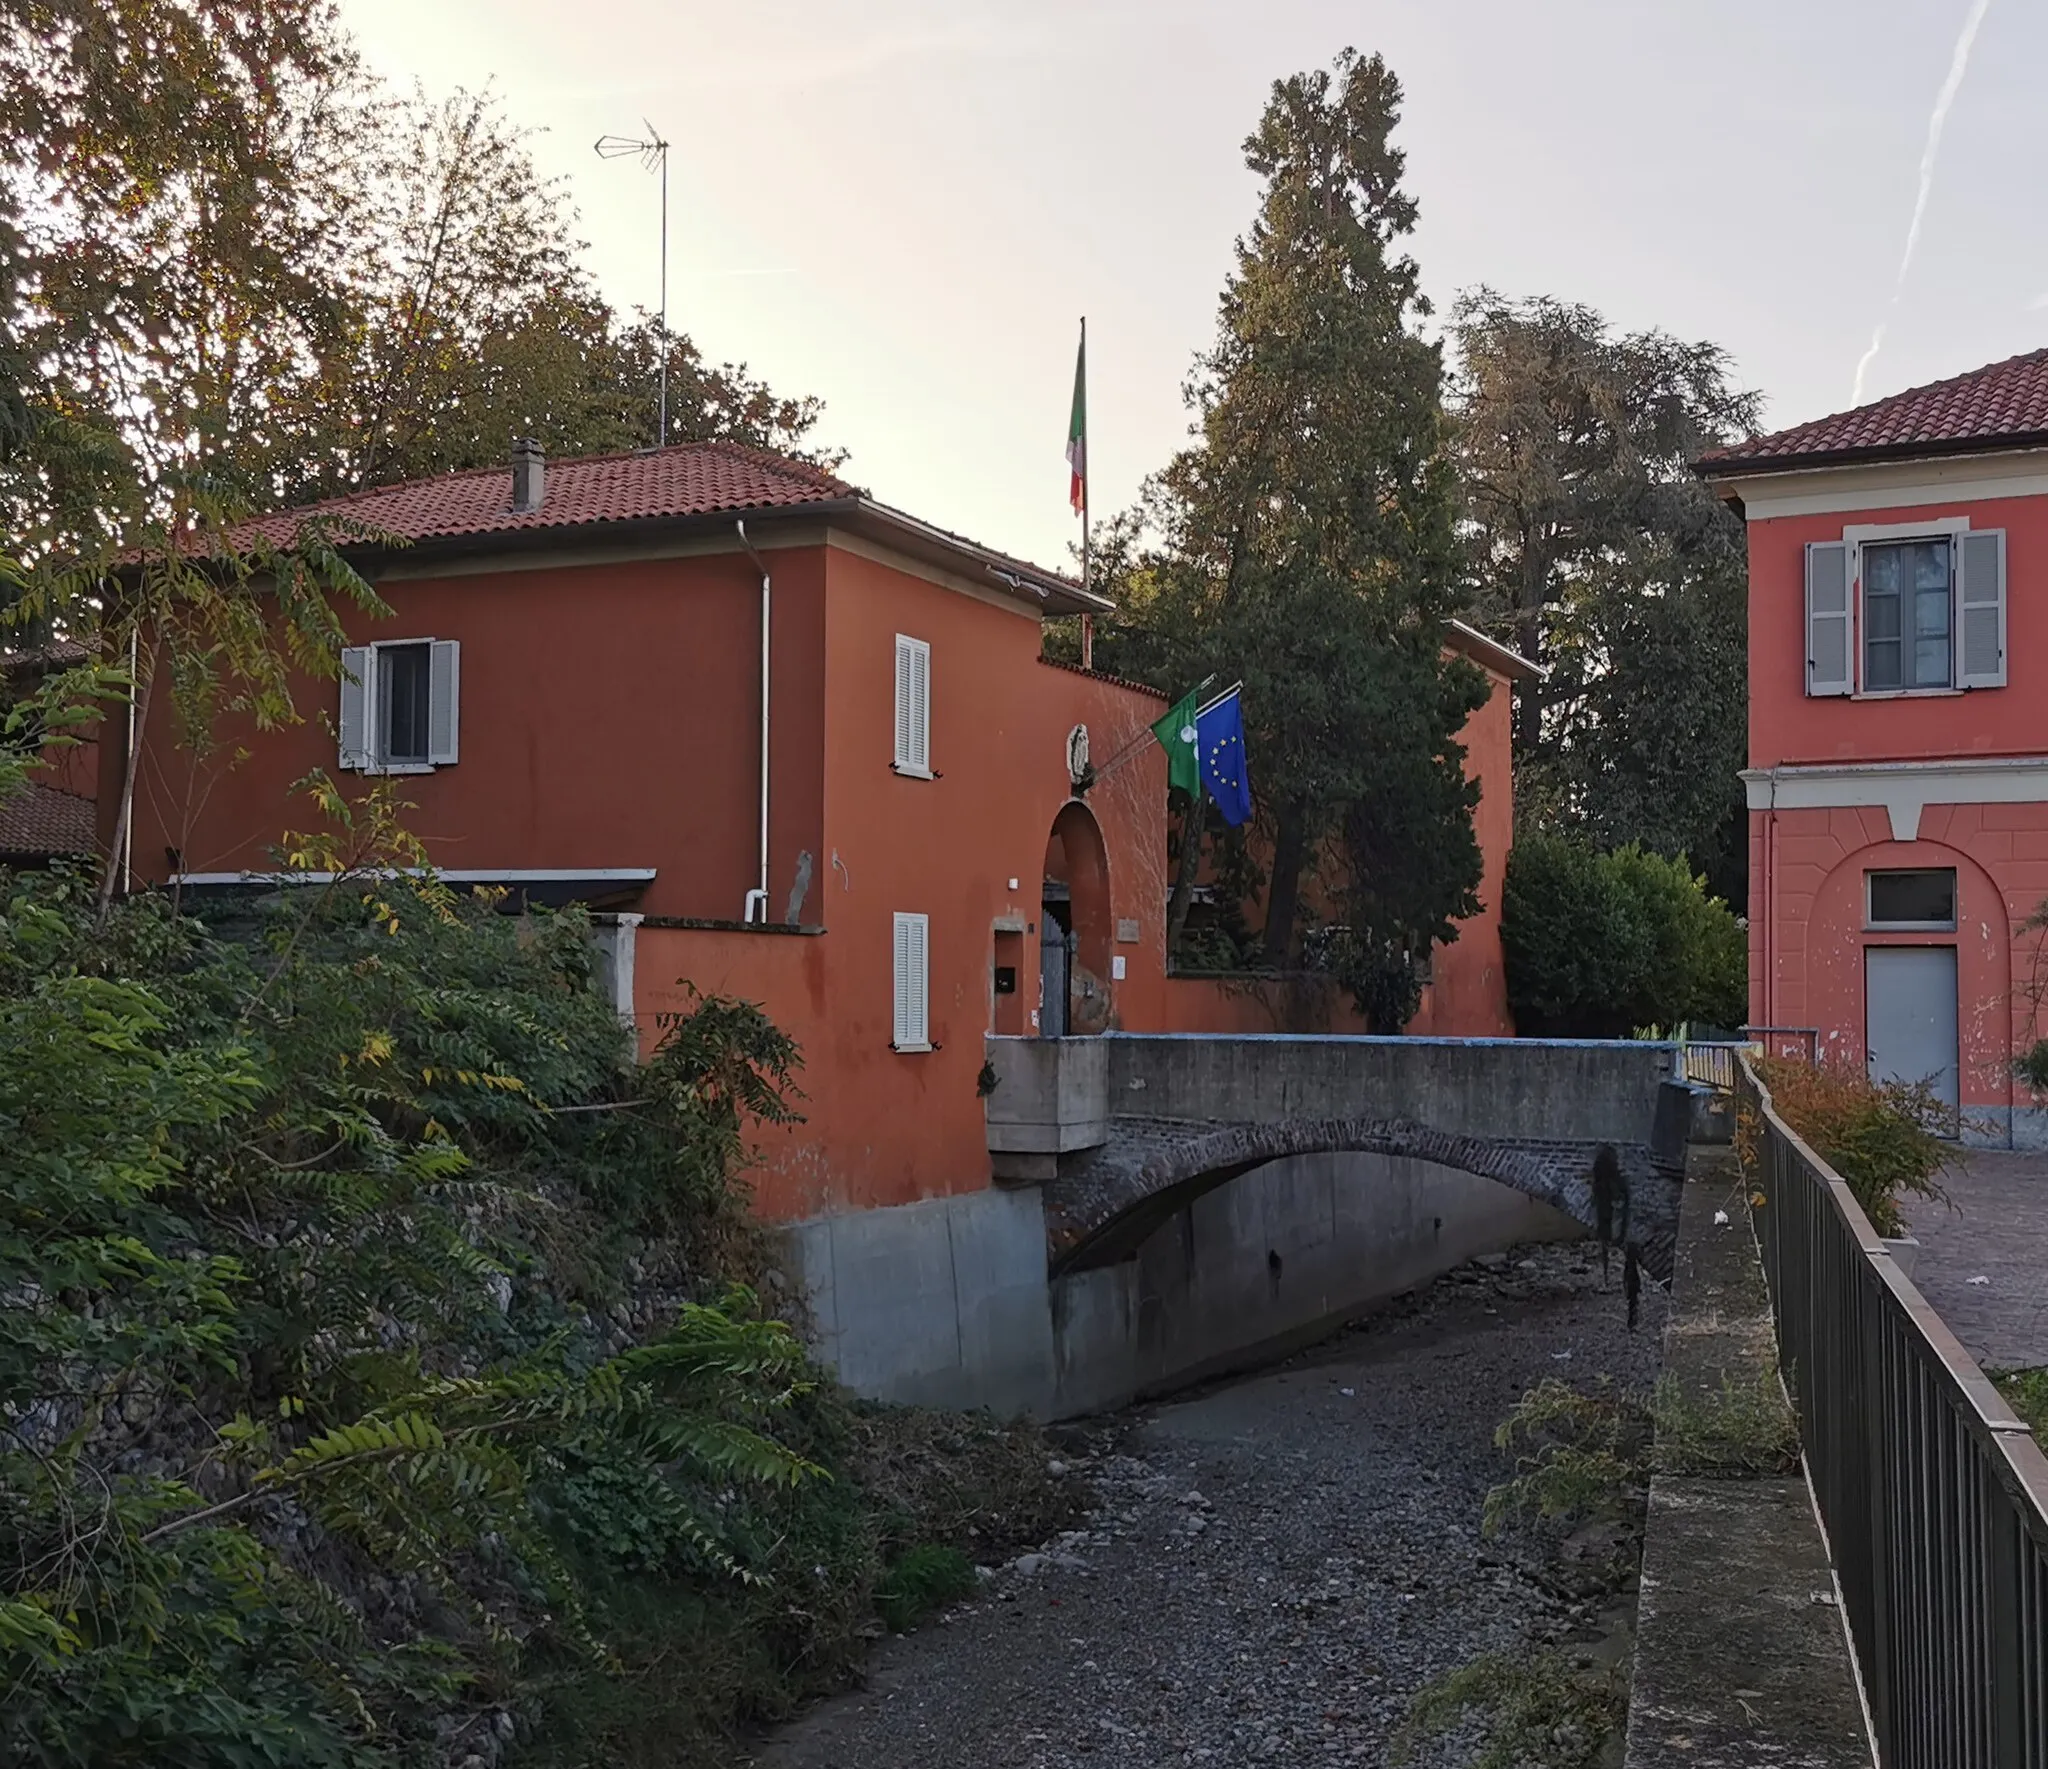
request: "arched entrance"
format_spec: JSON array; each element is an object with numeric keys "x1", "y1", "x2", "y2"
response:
[{"x1": 1041, "y1": 800, "x2": 1112, "y2": 1036}]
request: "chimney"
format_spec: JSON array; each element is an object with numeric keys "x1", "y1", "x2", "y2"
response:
[{"x1": 511, "y1": 437, "x2": 544, "y2": 513}]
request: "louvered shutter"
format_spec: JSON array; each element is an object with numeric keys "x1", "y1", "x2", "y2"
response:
[
  {"x1": 894, "y1": 635, "x2": 930, "y2": 773},
  {"x1": 894, "y1": 636, "x2": 916, "y2": 768},
  {"x1": 1805, "y1": 541, "x2": 1851, "y2": 696},
  {"x1": 1958, "y1": 529, "x2": 2006, "y2": 688},
  {"x1": 909, "y1": 640, "x2": 930, "y2": 774},
  {"x1": 338, "y1": 647, "x2": 371, "y2": 769},
  {"x1": 892, "y1": 912, "x2": 929, "y2": 1048},
  {"x1": 427, "y1": 639, "x2": 461, "y2": 762}
]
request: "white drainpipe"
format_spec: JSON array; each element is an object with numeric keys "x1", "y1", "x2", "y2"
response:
[{"x1": 737, "y1": 520, "x2": 771, "y2": 924}]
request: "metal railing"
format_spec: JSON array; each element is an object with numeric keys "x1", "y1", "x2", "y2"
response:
[
  {"x1": 1680, "y1": 1028, "x2": 1821, "y2": 1094},
  {"x1": 1739, "y1": 1056, "x2": 2048, "y2": 1766}
]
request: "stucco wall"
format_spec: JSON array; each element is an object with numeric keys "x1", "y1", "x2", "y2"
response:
[
  {"x1": 1750, "y1": 801, "x2": 2048, "y2": 1139},
  {"x1": 1748, "y1": 492, "x2": 2048, "y2": 768},
  {"x1": 118, "y1": 542, "x2": 832, "y2": 923}
]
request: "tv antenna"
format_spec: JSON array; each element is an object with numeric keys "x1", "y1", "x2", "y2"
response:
[{"x1": 595, "y1": 122, "x2": 671, "y2": 446}]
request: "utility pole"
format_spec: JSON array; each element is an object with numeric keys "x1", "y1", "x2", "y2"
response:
[{"x1": 595, "y1": 123, "x2": 671, "y2": 446}]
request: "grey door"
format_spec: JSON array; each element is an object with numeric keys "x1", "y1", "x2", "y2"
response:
[
  {"x1": 1866, "y1": 945, "x2": 1959, "y2": 1119},
  {"x1": 1039, "y1": 926, "x2": 1071, "y2": 1037}
]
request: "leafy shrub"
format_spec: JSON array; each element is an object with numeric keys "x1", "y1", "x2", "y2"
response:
[
  {"x1": 1395, "y1": 1648, "x2": 1625, "y2": 1769},
  {"x1": 1482, "y1": 1377, "x2": 1651, "y2": 1538},
  {"x1": 873, "y1": 1545, "x2": 977, "y2": 1633},
  {"x1": 1748, "y1": 1054, "x2": 1949, "y2": 1238},
  {"x1": 1502, "y1": 832, "x2": 1746, "y2": 1037}
]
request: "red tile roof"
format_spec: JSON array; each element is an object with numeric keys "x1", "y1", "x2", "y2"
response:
[
  {"x1": 1698, "y1": 348, "x2": 2048, "y2": 475},
  {"x1": 1037, "y1": 655, "x2": 1168, "y2": 700},
  {"x1": 237, "y1": 439, "x2": 859, "y2": 549},
  {"x1": 217, "y1": 438, "x2": 1107, "y2": 616},
  {"x1": 0, "y1": 782, "x2": 95, "y2": 858},
  {"x1": 1, "y1": 638, "x2": 91, "y2": 677}
]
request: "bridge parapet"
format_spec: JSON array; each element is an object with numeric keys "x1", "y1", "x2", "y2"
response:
[
  {"x1": 1100, "y1": 1033, "x2": 1675, "y2": 1144},
  {"x1": 983, "y1": 1033, "x2": 1688, "y2": 1279}
]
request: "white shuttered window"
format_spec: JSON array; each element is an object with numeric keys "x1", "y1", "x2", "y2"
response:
[
  {"x1": 892, "y1": 912, "x2": 930, "y2": 1050},
  {"x1": 1958, "y1": 529, "x2": 2007, "y2": 688},
  {"x1": 1804, "y1": 542, "x2": 1851, "y2": 696},
  {"x1": 337, "y1": 638, "x2": 462, "y2": 771},
  {"x1": 893, "y1": 634, "x2": 931, "y2": 775}
]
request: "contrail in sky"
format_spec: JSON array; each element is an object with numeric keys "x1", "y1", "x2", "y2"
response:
[{"x1": 1851, "y1": 0, "x2": 1994, "y2": 404}]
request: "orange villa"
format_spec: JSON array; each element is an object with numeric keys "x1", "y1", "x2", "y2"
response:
[
  {"x1": 80, "y1": 439, "x2": 1541, "y2": 1405},
  {"x1": 1700, "y1": 349, "x2": 2048, "y2": 1144}
]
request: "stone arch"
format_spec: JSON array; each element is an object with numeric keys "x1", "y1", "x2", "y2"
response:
[
  {"x1": 1042, "y1": 1115, "x2": 1677, "y2": 1278},
  {"x1": 1042, "y1": 799, "x2": 1113, "y2": 1035}
]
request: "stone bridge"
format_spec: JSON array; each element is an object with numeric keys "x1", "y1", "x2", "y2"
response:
[{"x1": 987, "y1": 1033, "x2": 1686, "y2": 1282}]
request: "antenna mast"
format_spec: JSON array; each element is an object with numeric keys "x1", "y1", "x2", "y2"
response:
[{"x1": 595, "y1": 123, "x2": 671, "y2": 446}]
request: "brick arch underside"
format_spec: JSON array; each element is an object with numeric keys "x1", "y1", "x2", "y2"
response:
[{"x1": 1042, "y1": 1115, "x2": 1678, "y2": 1279}]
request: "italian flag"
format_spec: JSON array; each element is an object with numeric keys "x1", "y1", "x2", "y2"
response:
[{"x1": 1066, "y1": 323, "x2": 1086, "y2": 515}]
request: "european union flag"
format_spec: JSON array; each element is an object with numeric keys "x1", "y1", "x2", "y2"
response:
[{"x1": 1196, "y1": 686, "x2": 1253, "y2": 827}]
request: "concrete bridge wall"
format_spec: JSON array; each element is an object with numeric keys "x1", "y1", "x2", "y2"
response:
[
  {"x1": 778, "y1": 1035, "x2": 1677, "y2": 1419},
  {"x1": 1103, "y1": 1034, "x2": 1674, "y2": 1144}
]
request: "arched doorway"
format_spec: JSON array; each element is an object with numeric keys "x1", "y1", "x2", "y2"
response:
[{"x1": 1042, "y1": 800, "x2": 1112, "y2": 1036}]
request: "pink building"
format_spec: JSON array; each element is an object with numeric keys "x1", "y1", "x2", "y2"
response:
[{"x1": 1700, "y1": 350, "x2": 2048, "y2": 1145}]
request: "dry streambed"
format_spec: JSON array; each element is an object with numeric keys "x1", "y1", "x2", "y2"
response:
[{"x1": 752, "y1": 1242, "x2": 1664, "y2": 1769}]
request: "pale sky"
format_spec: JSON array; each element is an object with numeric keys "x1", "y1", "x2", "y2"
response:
[{"x1": 343, "y1": 0, "x2": 2048, "y2": 573}]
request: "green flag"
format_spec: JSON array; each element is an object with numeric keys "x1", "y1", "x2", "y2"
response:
[{"x1": 1151, "y1": 688, "x2": 1203, "y2": 799}]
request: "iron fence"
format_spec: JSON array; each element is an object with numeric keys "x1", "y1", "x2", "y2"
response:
[{"x1": 1739, "y1": 1056, "x2": 2048, "y2": 1766}]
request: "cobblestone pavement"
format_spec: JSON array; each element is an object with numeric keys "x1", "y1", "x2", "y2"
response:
[
  {"x1": 749, "y1": 1243, "x2": 1664, "y2": 1769},
  {"x1": 1900, "y1": 1150, "x2": 2048, "y2": 1371}
]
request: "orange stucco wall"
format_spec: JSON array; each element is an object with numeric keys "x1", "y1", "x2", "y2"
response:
[
  {"x1": 1746, "y1": 802, "x2": 2047, "y2": 1115},
  {"x1": 1409, "y1": 664, "x2": 1516, "y2": 1038},
  {"x1": 1746, "y1": 488, "x2": 2048, "y2": 1131},
  {"x1": 117, "y1": 544, "x2": 831, "y2": 921},
  {"x1": 694, "y1": 545, "x2": 1169, "y2": 1219},
  {"x1": 1749, "y1": 494, "x2": 2048, "y2": 768},
  {"x1": 121, "y1": 529, "x2": 1526, "y2": 1220}
]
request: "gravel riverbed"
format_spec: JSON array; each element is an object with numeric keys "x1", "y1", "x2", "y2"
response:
[{"x1": 751, "y1": 1240, "x2": 1667, "y2": 1769}]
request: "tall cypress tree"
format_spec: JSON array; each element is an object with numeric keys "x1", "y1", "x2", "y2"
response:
[{"x1": 1101, "y1": 50, "x2": 1484, "y2": 1027}]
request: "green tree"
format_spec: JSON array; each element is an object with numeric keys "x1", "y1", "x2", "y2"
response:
[
  {"x1": 1449, "y1": 292, "x2": 1758, "y2": 897},
  {"x1": 0, "y1": 4, "x2": 835, "y2": 904},
  {"x1": 1501, "y1": 832, "x2": 1746, "y2": 1037},
  {"x1": 1094, "y1": 50, "x2": 1485, "y2": 1020}
]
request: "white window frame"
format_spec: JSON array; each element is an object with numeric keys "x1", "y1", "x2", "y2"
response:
[
  {"x1": 1865, "y1": 867, "x2": 1959, "y2": 933},
  {"x1": 1841, "y1": 517, "x2": 1972, "y2": 700},
  {"x1": 339, "y1": 638, "x2": 460, "y2": 774},
  {"x1": 892, "y1": 912, "x2": 931, "y2": 1051},
  {"x1": 893, "y1": 633, "x2": 932, "y2": 778}
]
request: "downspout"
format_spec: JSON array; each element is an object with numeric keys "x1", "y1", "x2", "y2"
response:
[
  {"x1": 736, "y1": 521, "x2": 771, "y2": 924},
  {"x1": 121, "y1": 624, "x2": 138, "y2": 893}
]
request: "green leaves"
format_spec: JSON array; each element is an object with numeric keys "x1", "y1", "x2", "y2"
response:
[
  {"x1": 1094, "y1": 50, "x2": 1482, "y2": 976},
  {"x1": 1501, "y1": 834, "x2": 1746, "y2": 1038},
  {"x1": 1450, "y1": 291, "x2": 1758, "y2": 895}
]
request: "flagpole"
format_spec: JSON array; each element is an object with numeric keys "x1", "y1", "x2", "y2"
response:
[{"x1": 1079, "y1": 314, "x2": 1093, "y2": 670}]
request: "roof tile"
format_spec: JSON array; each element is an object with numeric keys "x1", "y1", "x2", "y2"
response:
[
  {"x1": 236, "y1": 439, "x2": 859, "y2": 549},
  {"x1": 0, "y1": 782, "x2": 95, "y2": 858},
  {"x1": 1699, "y1": 348, "x2": 2048, "y2": 474}
]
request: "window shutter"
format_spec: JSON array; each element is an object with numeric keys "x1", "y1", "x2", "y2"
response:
[
  {"x1": 901, "y1": 638, "x2": 925, "y2": 769},
  {"x1": 910, "y1": 639, "x2": 930, "y2": 774},
  {"x1": 338, "y1": 646, "x2": 371, "y2": 769},
  {"x1": 1958, "y1": 529, "x2": 2006, "y2": 688},
  {"x1": 1805, "y1": 541, "x2": 1851, "y2": 696},
  {"x1": 893, "y1": 912, "x2": 929, "y2": 1048},
  {"x1": 427, "y1": 639, "x2": 461, "y2": 763}
]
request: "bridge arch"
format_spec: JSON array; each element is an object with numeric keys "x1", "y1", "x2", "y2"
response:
[{"x1": 1041, "y1": 1114, "x2": 1676, "y2": 1276}]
